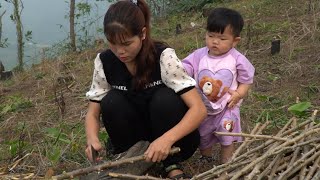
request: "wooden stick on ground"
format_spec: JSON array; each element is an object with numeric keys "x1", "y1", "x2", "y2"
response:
[
  {"x1": 269, "y1": 154, "x2": 284, "y2": 179},
  {"x1": 305, "y1": 156, "x2": 320, "y2": 180},
  {"x1": 299, "y1": 123, "x2": 314, "y2": 179},
  {"x1": 108, "y1": 172, "x2": 165, "y2": 180},
  {"x1": 9, "y1": 153, "x2": 32, "y2": 171},
  {"x1": 232, "y1": 122, "x2": 262, "y2": 159},
  {"x1": 278, "y1": 150, "x2": 320, "y2": 180},
  {"x1": 236, "y1": 117, "x2": 299, "y2": 179},
  {"x1": 52, "y1": 147, "x2": 180, "y2": 180},
  {"x1": 191, "y1": 159, "x2": 253, "y2": 180},
  {"x1": 256, "y1": 153, "x2": 282, "y2": 180},
  {"x1": 194, "y1": 111, "x2": 319, "y2": 179},
  {"x1": 230, "y1": 128, "x2": 320, "y2": 180},
  {"x1": 231, "y1": 119, "x2": 315, "y2": 165},
  {"x1": 214, "y1": 132, "x2": 288, "y2": 141},
  {"x1": 277, "y1": 143, "x2": 320, "y2": 180}
]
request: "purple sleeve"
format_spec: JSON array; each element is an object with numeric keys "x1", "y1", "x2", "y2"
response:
[
  {"x1": 182, "y1": 52, "x2": 195, "y2": 78},
  {"x1": 236, "y1": 54, "x2": 255, "y2": 84},
  {"x1": 182, "y1": 47, "x2": 207, "y2": 78}
]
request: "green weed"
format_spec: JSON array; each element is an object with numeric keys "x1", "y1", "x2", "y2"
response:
[
  {"x1": 34, "y1": 72, "x2": 46, "y2": 80},
  {"x1": 1, "y1": 79, "x2": 15, "y2": 86},
  {"x1": 0, "y1": 95, "x2": 33, "y2": 116},
  {"x1": 288, "y1": 101, "x2": 312, "y2": 117},
  {"x1": 3, "y1": 122, "x2": 30, "y2": 159},
  {"x1": 42, "y1": 122, "x2": 90, "y2": 165}
]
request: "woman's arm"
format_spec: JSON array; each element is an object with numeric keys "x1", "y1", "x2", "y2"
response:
[
  {"x1": 145, "y1": 88, "x2": 207, "y2": 162},
  {"x1": 145, "y1": 48, "x2": 206, "y2": 162},
  {"x1": 85, "y1": 101, "x2": 102, "y2": 162},
  {"x1": 163, "y1": 88, "x2": 206, "y2": 144}
]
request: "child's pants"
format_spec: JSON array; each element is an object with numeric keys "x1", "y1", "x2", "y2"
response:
[{"x1": 199, "y1": 106, "x2": 242, "y2": 150}]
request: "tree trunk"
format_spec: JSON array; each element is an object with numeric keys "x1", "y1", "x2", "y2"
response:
[
  {"x1": 13, "y1": 0, "x2": 24, "y2": 70},
  {"x1": 69, "y1": 0, "x2": 76, "y2": 52},
  {"x1": 0, "y1": 10, "x2": 6, "y2": 44}
]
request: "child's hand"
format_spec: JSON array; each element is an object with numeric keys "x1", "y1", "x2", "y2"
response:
[{"x1": 227, "y1": 89, "x2": 242, "y2": 108}]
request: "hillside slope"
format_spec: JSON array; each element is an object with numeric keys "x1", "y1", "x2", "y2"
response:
[{"x1": 0, "y1": 0, "x2": 319, "y2": 178}]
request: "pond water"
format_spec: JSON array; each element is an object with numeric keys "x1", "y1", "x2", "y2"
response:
[{"x1": 0, "y1": 0, "x2": 110, "y2": 70}]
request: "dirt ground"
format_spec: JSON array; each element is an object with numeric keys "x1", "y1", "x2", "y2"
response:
[{"x1": 1, "y1": 0, "x2": 320, "y2": 179}]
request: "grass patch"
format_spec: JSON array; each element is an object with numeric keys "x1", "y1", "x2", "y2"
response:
[
  {"x1": 0, "y1": 95, "x2": 33, "y2": 117},
  {"x1": 0, "y1": 0, "x2": 319, "y2": 178}
]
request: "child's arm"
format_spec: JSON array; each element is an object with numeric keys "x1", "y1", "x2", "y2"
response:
[
  {"x1": 227, "y1": 83, "x2": 251, "y2": 108},
  {"x1": 181, "y1": 47, "x2": 207, "y2": 77},
  {"x1": 181, "y1": 53, "x2": 195, "y2": 77},
  {"x1": 229, "y1": 52, "x2": 255, "y2": 108}
]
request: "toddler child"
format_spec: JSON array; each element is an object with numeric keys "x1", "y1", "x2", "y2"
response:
[{"x1": 182, "y1": 7, "x2": 255, "y2": 163}]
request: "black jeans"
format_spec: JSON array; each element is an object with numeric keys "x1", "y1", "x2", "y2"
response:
[{"x1": 100, "y1": 87, "x2": 199, "y2": 167}]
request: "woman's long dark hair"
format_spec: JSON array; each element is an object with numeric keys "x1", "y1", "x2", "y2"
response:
[{"x1": 104, "y1": 0, "x2": 157, "y2": 90}]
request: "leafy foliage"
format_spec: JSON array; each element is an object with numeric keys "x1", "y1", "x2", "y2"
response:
[
  {"x1": 24, "y1": 30, "x2": 32, "y2": 42},
  {"x1": 0, "y1": 0, "x2": 319, "y2": 178},
  {"x1": 4, "y1": 122, "x2": 29, "y2": 158},
  {"x1": 0, "y1": 95, "x2": 33, "y2": 116},
  {"x1": 44, "y1": 127, "x2": 72, "y2": 144},
  {"x1": 106, "y1": 0, "x2": 217, "y2": 16},
  {"x1": 76, "y1": 2, "x2": 91, "y2": 18},
  {"x1": 288, "y1": 102, "x2": 312, "y2": 117},
  {"x1": 168, "y1": 0, "x2": 216, "y2": 13},
  {"x1": 0, "y1": 38, "x2": 8, "y2": 48}
]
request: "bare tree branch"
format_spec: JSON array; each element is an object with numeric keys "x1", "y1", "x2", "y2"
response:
[
  {"x1": 214, "y1": 131, "x2": 288, "y2": 141},
  {"x1": 108, "y1": 172, "x2": 165, "y2": 180},
  {"x1": 52, "y1": 147, "x2": 180, "y2": 180}
]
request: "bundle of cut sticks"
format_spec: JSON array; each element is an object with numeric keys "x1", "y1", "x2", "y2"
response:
[{"x1": 192, "y1": 110, "x2": 319, "y2": 180}]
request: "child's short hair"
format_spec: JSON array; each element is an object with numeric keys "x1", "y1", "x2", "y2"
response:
[{"x1": 207, "y1": 7, "x2": 244, "y2": 37}]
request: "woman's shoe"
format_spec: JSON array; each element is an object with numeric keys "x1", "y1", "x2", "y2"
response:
[
  {"x1": 198, "y1": 155, "x2": 214, "y2": 163},
  {"x1": 169, "y1": 172, "x2": 191, "y2": 180},
  {"x1": 165, "y1": 164, "x2": 191, "y2": 179}
]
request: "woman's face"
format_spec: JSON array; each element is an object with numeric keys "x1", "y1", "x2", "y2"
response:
[{"x1": 108, "y1": 28, "x2": 146, "y2": 65}]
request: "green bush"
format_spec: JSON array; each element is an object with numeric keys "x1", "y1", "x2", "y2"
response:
[{"x1": 169, "y1": 0, "x2": 215, "y2": 13}]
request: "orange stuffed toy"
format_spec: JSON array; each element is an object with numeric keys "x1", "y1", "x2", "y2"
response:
[
  {"x1": 223, "y1": 119, "x2": 235, "y2": 132},
  {"x1": 199, "y1": 76, "x2": 229, "y2": 102}
]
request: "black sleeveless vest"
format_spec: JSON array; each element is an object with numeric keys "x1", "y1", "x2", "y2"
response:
[{"x1": 99, "y1": 43, "x2": 168, "y2": 110}]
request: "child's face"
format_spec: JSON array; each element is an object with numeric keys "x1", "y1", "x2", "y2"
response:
[{"x1": 206, "y1": 25, "x2": 240, "y2": 56}]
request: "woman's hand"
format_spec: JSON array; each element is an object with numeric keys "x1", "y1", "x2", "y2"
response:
[
  {"x1": 144, "y1": 88, "x2": 206, "y2": 163},
  {"x1": 144, "y1": 135, "x2": 174, "y2": 163},
  {"x1": 85, "y1": 102, "x2": 102, "y2": 162},
  {"x1": 143, "y1": 88, "x2": 206, "y2": 163},
  {"x1": 85, "y1": 139, "x2": 102, "y2": 162},
  {"x1": 227, "y1": 89, "x2": 242, "y2": 108}
]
